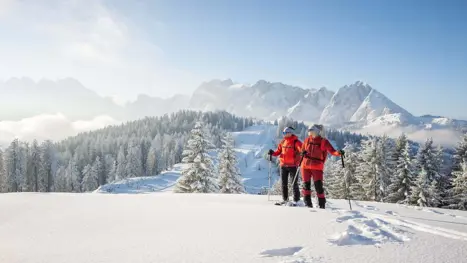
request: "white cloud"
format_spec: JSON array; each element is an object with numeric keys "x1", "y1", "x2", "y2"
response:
[
  {"x1": 355, "y1": 125, "x2": 463, "y2": 147},
  {"x1": 0, "y1": 0, "x2": 204, "y2": 100},
  {"x1": 0, "y1": 113, "x2": 120, "y2": 146}
]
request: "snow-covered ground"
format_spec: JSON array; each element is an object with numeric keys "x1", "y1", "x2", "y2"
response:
[
  {"x1": 95, "y1": 124, "x2": 279, "y2": 194},
  {"x1": 1, "y1": 193, "x2": 467, "y2": 263},
  {"x1": 5, "y1": 124, "x2": 466, "y2": 262}
]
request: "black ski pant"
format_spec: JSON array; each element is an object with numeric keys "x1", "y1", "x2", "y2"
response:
[{"x1": 280, "y1": 166, "x2": 300, "y2": 202}]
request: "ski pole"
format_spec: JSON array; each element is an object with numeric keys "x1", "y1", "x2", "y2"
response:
[
  {"x1": 341, "y1": 155, "x2": 352, "y2": 211},
  {"x1": 291, "y1": 155, "x2": 305, "y2": 189},
  {"x1": 268, "y1": 153, "x2": 272, "y2": 201}
]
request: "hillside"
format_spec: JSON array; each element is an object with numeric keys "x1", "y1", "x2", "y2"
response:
[
  {"x1": 96, "y1": 124, "x2": 279, "y2": 194},
  {"x1": 1, "y1": 193, "x2": 466, "y2": 263}
]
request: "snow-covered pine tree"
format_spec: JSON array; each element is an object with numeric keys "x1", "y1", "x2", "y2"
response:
[
  {"x1": 452, "y1": 134, "x2": 467, "y2": 173},
  {"x1": 0, "y1": 149, "x2": 5, "y2": 192},
  {"x1": 218, "y1": 133, "x2": 245, "y2": 194},
  {"x1": 413, "y1": 138, "x2": 441, "y2": 206},
  {"x1": 93, "y1": 156, "x2": 104, "y2": 186},
  {"x1": 19, "y1": 142, "x2": 29, "y2": 191},
  {"x1": 146, "y1": 137, "x2": 159, "y2": 176},
  {"x1": 29, "y1": 140, "x2": 41, "y2": 192},
  {"x1": 3, "y1": 139, "x2": 22, "y2": 192},
  {"x1": 174, "y1": 121, "x2": 219, "y2": 193},
  {"x1": 66, "y1": 154, "x2": 81, "y2": 192},
  {"x1": 54, "y1": 165, "x2": 67, "y2": 192},
  {"x1": 104, "y1": 154, "x2": 116, "y2": 183},
  {"x1": 448, "y1": 160, "x2": 467, "y2": 210},
  {"x1": 81, "y1": 164, "x2": 98, "y2": 192},
  {"x1": 39, "y1": 140, "x2": 56, "y2": 192},
  {"x1": 385, "y1": 139, "x2": 414, "y2": 204},
  {"x1": 377, "y1": 135, "x2": 396, "y2": 199},
  {"x1": 355, "y1": 137, "x2": 380, "y2": 201},
  {"x1": 325, "y1": 158, "x2": 345, "y2": 199},
  {"x1": 434, "y1": 145, "x2": 450, "y2": 206},
  {"x1": 125, "y1": 137, "x2": 143, "y2": 178},
  {"x1": 411, "y1": 168, "x2": 431, "y2": 207},
  {"x1": 115, "y1": 145, "x2": 126, "y2": 181}
]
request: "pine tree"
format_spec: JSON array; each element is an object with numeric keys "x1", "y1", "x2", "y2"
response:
[
  {"x1": 0, "y1": 149, "x2": 5, "y2": 192},
  {"x1": 104, "y1": 155, "x2": 116, "y2": 183},
  {"x1": 218, "y1": 133, "x2": 245, "y2": 193},
  {"x1": 449, "y1": 160, "x2": 467, "y2": 210},
  {"x1": 39, "y1": 140, "x2": 56, "y2": 192},
  {"x1": 411, "y1": 168, "x2": 431, "y2": 207},
  {"x1": 66, "y1": 154, "x2": 81, "y2": 192},
  {"x1": 4, "y1": 139, "x2": 23, "y2": 192},
  {"x1": 174, "y1": 121, "x2": 219, "y2": 193},
  {"x1": 115, "y1": 145, "x2": 126, "y2": 181},
  {"x1": 413, "y1": 138, "x2": 441, "y2": 206},
  {"x1": 146, "y1": 137, "x2": 159, "y2": 176},
  {"x1": 355, "y1": 138, "x2": 379, "y2": 201},
  {"x1": 377, "y1": 135, "x2": 396, "y2": 198},
  {"x1": 93, "y1": 156, "x2": 104, "y2": 186},
  {"x1": 54, "y1": 165, "x2": 67, "y2": 192},
  {"x1": 385, "y1": 136, "x2": 414, "y2": 204},
  {"x1": 325, "y1": 159, "x2": 345, "y2": 199},
  {"x1": 125, "y1": 138, "x2": 143, "y2": 178},
  {"x1": 81, "y1": 164, "x2": 98, "y2": 192},
  {"x1": 452, "y1": 134, "x2": 467, "y2": 173}
]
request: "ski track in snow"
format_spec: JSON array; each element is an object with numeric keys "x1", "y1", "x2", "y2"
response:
[
  {"x1": 329, "y1": 209, "x2": 411, "y2": 247},
  {"x1": 331, "y1": 201, "x2": 467, "y2": 244}
]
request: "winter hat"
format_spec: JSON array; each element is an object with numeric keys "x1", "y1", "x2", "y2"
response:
[
  {"x1": 282, "y1": 126, "x2": 295, "y2": 134},
  {"x1": 308, "y1": 124, "x2": 323, "y2": 133}
]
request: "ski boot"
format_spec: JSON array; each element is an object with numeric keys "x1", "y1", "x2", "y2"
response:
[
  {"x1": 304, "y1": 195, "x2": 313, "y2": 208},
  {"x1": 318, "y1": 197, "x2": 326, "y2": 209}
]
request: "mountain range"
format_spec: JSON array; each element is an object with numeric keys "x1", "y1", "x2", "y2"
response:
[{"x1": 1, "y1": 77, "x2": 466, "y2": 140}]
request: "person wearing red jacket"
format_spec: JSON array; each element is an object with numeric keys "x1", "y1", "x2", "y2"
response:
[
  {"x1": 268, "y1": 127, "x2": 303, "y2": 204},
  {"x1": 300, "y1": 124, "x2": 344, "y2": 208}
]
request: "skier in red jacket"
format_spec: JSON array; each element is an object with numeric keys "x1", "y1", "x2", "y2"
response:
[
  {"x1": 300, "y1": 124, "x2": 344, "y2": 208},
  {"x1": 268, "y1": 127, "x2": 303, "y2": 205}
]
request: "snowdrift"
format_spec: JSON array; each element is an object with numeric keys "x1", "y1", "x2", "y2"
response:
[{"x1": 1, "y1": 193, "x2": 466, "y2": 263}]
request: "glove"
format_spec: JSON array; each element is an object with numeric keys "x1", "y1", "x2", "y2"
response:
[
  {"x1": 339, "y1": 150, "x2": 345, "y2": 156},
  {"x1": 300, "y1": 150, "x2": 307, "y2": 156},
  {"x1": 268, "y1": 149, "x2": 274, "y2": 155}
]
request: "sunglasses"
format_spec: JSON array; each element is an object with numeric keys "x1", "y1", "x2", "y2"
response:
[{"x1": 282, "y1": 131, "x2": 292, "y2": 135}]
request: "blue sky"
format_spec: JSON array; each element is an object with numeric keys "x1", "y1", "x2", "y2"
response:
[{"x1": 1, "y1": 0, "x2": 466, "y2": 119}]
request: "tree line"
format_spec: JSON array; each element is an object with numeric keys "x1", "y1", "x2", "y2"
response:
[{"x1": 0, "y1": 110, "x2": 257, "y2": 193}]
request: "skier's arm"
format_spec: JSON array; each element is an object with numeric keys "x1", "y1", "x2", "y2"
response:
[
  {"x1": 272, "y1": 143, "x2": 282, "y2": 157},
  {"x1": 325, "y1": 140, "x2": 341, "y2": 156},
  {"x1": 295, "y1": 140, "x2": 303, "y2": 153}
]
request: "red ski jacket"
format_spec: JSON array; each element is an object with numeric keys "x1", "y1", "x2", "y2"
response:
[
  {"x1": 272, "y1": 135, "x2": 303, "y2": 167},
  {"x1": 301, "y1": 136, "x2": 340, "y2": 171}
]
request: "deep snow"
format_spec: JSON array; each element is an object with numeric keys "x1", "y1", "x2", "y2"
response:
[
  {"x1": 4, "y1": 124, "x2": 467, "y2": 262},
  {"x1": 1, "y1": 193, "x2": 467, "y2": 263}
]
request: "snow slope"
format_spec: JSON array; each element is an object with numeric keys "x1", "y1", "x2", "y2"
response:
[
  {"x1": 95, "y1": 124, "x2": 279, "y2": 194},
  {"x1": 230, "y1": 124, "x2": 279, "y2": 193},
  {"x1": 1, "y1": 193, "x2": 467, "y2": 263}
]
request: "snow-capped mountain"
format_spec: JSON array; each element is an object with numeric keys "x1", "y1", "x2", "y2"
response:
[
  {"x1": 1, "y1": 77, "x2": 465, "y2": 143},
  {"x1": 287, "y1": 87, "x2": 335, "y2": 122},
  {"x1": 349, "y1": 88, "x2": 414, "y2": 124},
  {"x1": 319, "y1": 81, "x2": 373, "y2": 125},
  {"x1": 189, "y1": 79, "x2": 310, "y2": 120}
]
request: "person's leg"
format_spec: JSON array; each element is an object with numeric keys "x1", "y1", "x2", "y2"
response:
[
  {"x1": 312, "y1": 170, "x2": 326, "y2": 208},
  {"x1": 301, "y1": 167, "x2": 312, "y2": 207},
  {"x1": 289, "y1": 167, "x2": 300, "y2": 202},
  {"x1": 280, "y1": 166, "x2": 289, "y2": 202}
]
